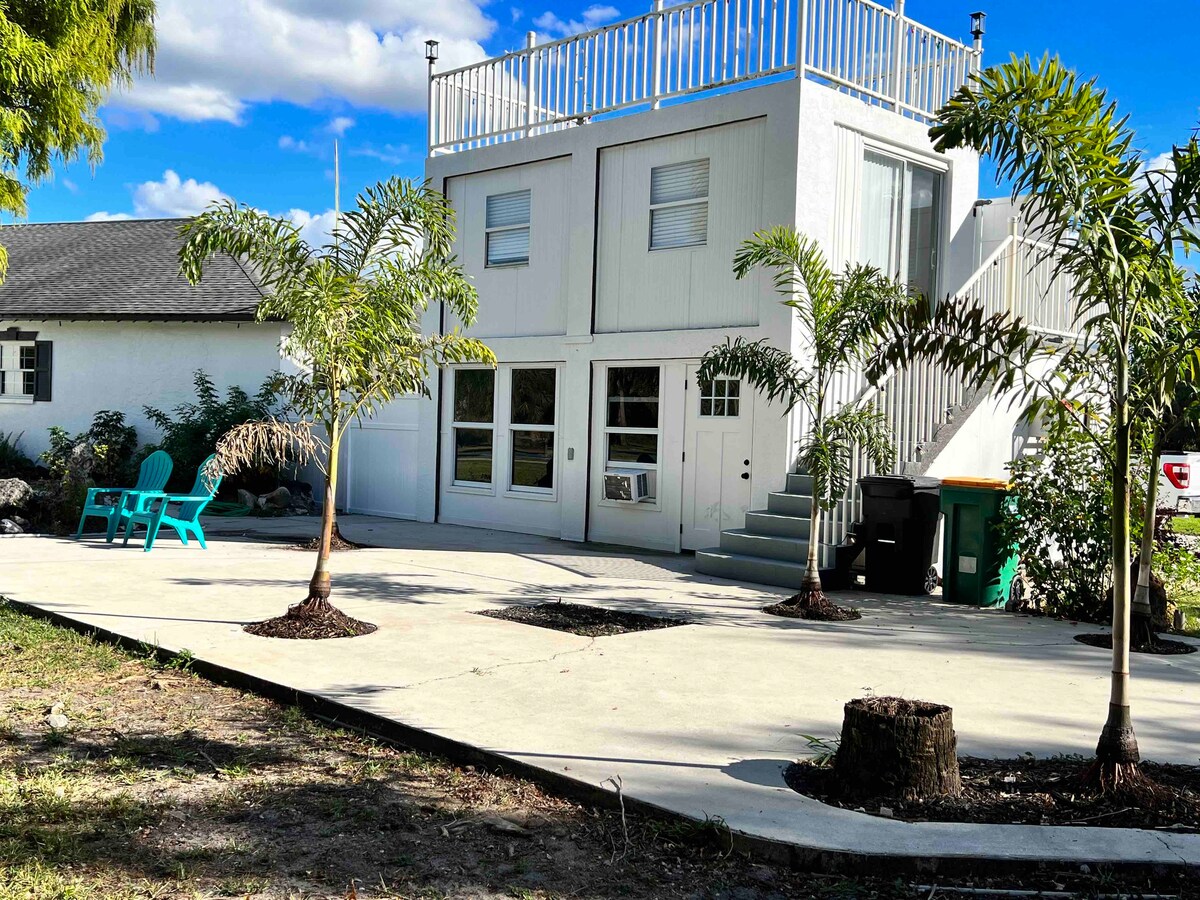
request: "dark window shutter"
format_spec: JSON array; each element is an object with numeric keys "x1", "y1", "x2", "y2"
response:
[{"x1": 34, "y1": 341, "x2": 52, "y2": 402}]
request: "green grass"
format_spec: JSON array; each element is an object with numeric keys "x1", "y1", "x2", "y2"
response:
[
  {"x1": 1171, "y1": 514, "x2": 1200, "y2": 536},
  {"x1": 1175, "y1": 588, "x2": 1200, "y2": 636}
]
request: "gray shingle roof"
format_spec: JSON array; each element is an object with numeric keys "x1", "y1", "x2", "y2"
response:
[{"x1": 0, "y1": 218, "x2": 264, "y2": 321}]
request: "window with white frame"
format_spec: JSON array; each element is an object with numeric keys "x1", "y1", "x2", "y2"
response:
[
  {"x1": 859, "y1": 149, "x2": 944, "y2": 301},
  {"x1": 485, "y1": 189, "x2": 531, "y2": 267},
  {"x1": 605, "y1": 366, "x2": 660, "y2": 497},
  {"x1": 452, "y1": 368, "x2": 495, "y2": 485},
  {"x1": 0, "y1": 342, "x2": 36, "y2": 399},
  {"x1": 649, "y1": 159, "x2": 709, "y2": 251},
  {"x1": 509, "y1": 368, "x2": 556, "y2": 492},
  {"x1": 698, "y1": 377, "x2": 741, "y2": 417}
]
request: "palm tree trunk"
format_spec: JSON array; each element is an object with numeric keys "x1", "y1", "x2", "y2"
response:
[
  {"x1": 299, "y1": 434, "x2": 340, "y2": 616},
  {"x1": 789, "y1": 496, "x2": 828, "y2": 610},
  {"x1": 1131, "y1": 438, "x2": 1161, "y2": 646},
  {"x1": 1088, "y1": 360, "x2": 1141, "y2": 790}
]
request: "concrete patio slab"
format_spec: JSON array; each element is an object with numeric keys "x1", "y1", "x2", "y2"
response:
[{"x1": 4, "y1": 516, "x2": 1199, "y2": 872}]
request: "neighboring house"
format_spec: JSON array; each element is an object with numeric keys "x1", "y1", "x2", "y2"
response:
[
  {"x1": 332, "y1": 0, "x2": 1071, "y2": 584},
  {"x1": 0, "y1": 218, "x2": 287, "y2": 458}
]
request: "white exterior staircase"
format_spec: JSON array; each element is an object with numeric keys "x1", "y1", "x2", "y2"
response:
[{"x1": 696, "y1": 224, "x2": 1076, "y2": 589}]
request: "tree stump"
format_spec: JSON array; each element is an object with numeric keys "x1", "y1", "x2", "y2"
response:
[{"x1": 833, "y1": 697, "x2": 961, "y2": 800}]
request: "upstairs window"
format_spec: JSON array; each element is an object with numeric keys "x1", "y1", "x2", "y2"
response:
[
  {"x1": 485, "y1": 189, "x2": 531, "y2": 267},
  {"x1": 859, "y1": 150, "x2": 943, "y2": 301},
  {"x1": 649, "y1": 159, "x2": 709, "y2": 251}
]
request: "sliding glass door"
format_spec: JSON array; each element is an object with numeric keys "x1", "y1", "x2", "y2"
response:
[{"x1": 859, "y1": 150, "x2": 943, "y2": 302}]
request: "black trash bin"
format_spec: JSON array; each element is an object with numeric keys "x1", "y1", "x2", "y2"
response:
[{"x1": 858, "y1": 474, "x2": 942, "y2": 595}]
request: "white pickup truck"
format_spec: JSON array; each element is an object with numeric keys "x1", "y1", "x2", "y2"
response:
[{"x1": 1159, "y1": 452, "x2": 1200, "y2": 515}]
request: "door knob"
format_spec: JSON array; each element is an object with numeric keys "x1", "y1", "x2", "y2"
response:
[{"x1": 741, "y1": 472, "x2": 750, "y2": 480}]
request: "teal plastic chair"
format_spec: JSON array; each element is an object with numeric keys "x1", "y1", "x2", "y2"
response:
[
  {"x1": 123, "y1": 455, "x2": 224, "y2": 552},
  {"x1": 77, "y1": 450, "x2": 174, "y2": 542}
]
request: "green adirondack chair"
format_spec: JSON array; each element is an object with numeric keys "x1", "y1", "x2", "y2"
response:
[
  {"x1": 76, "y1": 450, "x2": 174, "y2": 542},
  {"x1": 123, "y1": 455, "x2": 224, "y2": 552}
]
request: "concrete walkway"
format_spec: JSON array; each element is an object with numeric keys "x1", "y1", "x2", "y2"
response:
[{"x1": 4, "y1": 515, "x2": 1199, "y2": 870}]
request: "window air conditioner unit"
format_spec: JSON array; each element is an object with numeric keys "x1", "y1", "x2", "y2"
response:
[{"x1": 604, "y1": 468, "x2": 652, "y2": 503}]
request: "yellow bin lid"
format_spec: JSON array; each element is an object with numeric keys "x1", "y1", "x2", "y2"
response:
[{"x1": 940, "y1": 476, "x2": 1010, "y2": 490}]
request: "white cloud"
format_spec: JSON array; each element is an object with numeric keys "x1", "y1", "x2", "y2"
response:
[
  {"x1": 107, "y1": 0, "x2": 496, "y2": 124},
  {"x1": 130, "y1": 170, "x2": 230, "y2": 218},
  {"x1": 279, "y1": 135, "x2": 314, "y2": 154},
  {"x1": 85, "y1": 170, "x2": 335, "y2": 248},
  {"x1": 327, "y1": 116, "x2": 356, "y2": 136},
  {"x1": 1139, "y1": 150, "x2": 1177, "y2": 193},
  {"x1": 533, "y1": 4, "x2": 620, "y2": 38},
  {"x1": 285, "y1": 208, "x2": 340, "y2": 248},
  {"x1": 351, "y1": 143, "x2": 417, "y2": 165}
]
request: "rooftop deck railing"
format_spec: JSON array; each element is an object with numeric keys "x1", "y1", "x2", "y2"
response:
[{"x1": 428, "y1": 0, "x2": 983, "y2": 154}]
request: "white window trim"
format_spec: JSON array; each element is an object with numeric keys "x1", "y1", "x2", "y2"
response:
[
  {"x1": 648, "y1": 159, "x2": 710, "y2": 252},
  {"x1": 600, "y1": 363, "x2": 662, "y2": 510},
  {"x1": 698, "y1": 376, "x2": 742, "y2": 418},
  {"x1": 484, "y1": 189, "x2": 531, "y2": 269},
  {"x1": 450, "y1": 367, "x2": 497, "y2": 493},
  {"x1": 0, "y1": 341, "x2": 35, "y2": 400},
  {"x1": 505, "y1": 365, "x2": 560, "y2": 499}
]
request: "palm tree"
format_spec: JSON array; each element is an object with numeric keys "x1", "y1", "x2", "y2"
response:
[
  {"x1": 870, "y1": 55, "x2": 1200, "y2": 791},
  {"x1": 699, "y1": 228, "x2": 904, "y2": 615},
  {"x1": 179, "y1": 177, "x2": 494, "y2": 634}
]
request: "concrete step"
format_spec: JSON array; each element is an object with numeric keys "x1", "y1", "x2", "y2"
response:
[
  {"x1": 767, "y1": 491, "x2": 811, "y2": 517},
  {"x1": 718, "y1": 528, "x2": 810, "y2": 563},
  {"x1": 786, "y1": 473, "x2": 813, "y2": 495},
  {"x1": 744, "y1": 509, "x2": 811, "y2": 539},
  {"x1": 694, "y1": 549, "x2": 811, "y2": 589}
]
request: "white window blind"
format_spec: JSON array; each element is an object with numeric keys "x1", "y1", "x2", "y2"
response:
[
  {"x1": 649, "y1": 159, "x2": 709, "y2": 251},
  {"x1": 485, "y1": 190, "x2": 531, "y2": 266}
]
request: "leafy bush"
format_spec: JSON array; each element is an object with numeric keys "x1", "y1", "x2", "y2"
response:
[
  {"x1": 999, "y1": 423, "x2": 1116, "y2": 622},
  {"x1": 0, "y1": 431, "x2": 37, "y2": 479},
  {"x1": 32, "y1": 412, "x2": 139, "y2": 535},
  {"x1": 40, "y1": 412, "x2": 138, "y2": 486},
  {"x1": 142, "y1": 371, "x2": 281, "y2": 493}
]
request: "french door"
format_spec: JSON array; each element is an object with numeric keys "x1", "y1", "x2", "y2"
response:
[{"x1": 860, "y1": 150, "x2": 944, "y2": 302}]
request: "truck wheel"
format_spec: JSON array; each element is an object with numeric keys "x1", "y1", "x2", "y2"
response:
[
  {"x1": 1005, "y1": 575, "x2": 1028, "y2": 611},
  {"x1": 924, "y1": 566, "x2": 940, "y2": 595}
]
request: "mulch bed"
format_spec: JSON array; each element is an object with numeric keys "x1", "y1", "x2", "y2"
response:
[
  {"x1": 476, "y1": 601, "x2": 689, "y2": 637},
  {"x1": 763, "y1": 594, "x2": 862, "y2": 621},
  {"x1": 1074, "y1": 633, "x2": 1197, "y2": 655},
  {"x1": 292, "y1": 530, "x2": 368, "y2": 552},
  {"x1": 785, "y1": 756, "x2": 1200, "y2": 831},
  {"x1": 244, "y1": 604, "x2": 378, "y2": 640}
]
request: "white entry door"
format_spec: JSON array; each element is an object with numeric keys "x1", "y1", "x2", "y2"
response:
[{"x1": 680, "y1": 366, "x2": 754, "y2": 550}]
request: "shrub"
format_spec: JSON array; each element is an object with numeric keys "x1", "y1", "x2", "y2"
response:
[
  {"x1": 999, "y1": 423, "x2": 1116, "y2": 622},
  {"x1": 142, "y1": 371, "x2": 281, "y2": 493},
  {"x1": 34, "y1": 412, "x2": 139, "y2": 535},
  {"x1": 0, "y1": 431, "x2": 37, "y2": 479}
]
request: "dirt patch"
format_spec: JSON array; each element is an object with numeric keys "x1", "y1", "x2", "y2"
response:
[
  {"x1": 786, "y1": 756, "x2": 1200, "y2": 831},
  {"x1": 244, "y1": 604, "x2": 378, "y2": 640},
  {"x1": 1073, "y1": 633, "x2": 1197, "y2": 655},
  {"x1": 477, "y1": 601, "x2": 689, "y2": 637},
  {"x1": 763, "y1": 594, "x2": 862, "y2": 621}
]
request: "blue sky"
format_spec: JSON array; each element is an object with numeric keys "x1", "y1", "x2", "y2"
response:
[{"x1": 15, "y1": 0, "x2": 1200, "y2": 242}]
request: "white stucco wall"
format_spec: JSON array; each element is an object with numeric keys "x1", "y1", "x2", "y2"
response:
[{"x1": 0, "y1": 320, "x2": 288, "y2": 458}]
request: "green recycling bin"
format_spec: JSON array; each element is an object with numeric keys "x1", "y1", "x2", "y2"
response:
[{"x1": 939, "y1": 477, "x2": 1019, "y2": 607}]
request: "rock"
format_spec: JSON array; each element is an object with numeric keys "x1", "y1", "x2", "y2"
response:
[
  {"x1": 260, "y1": 486, "x2": 291, "y2": 510},
  {"x1": 0, "y1": 478, "x2": 32, "y2": 511},
  {"x1": 281, "y1": 479, "x2": 315, "y2": 514},
  {"x1": 0, "y1": 519, "x2": 22, "y2": 534},
  {"x1": 1174, "y1": 609, "x2": 1186, "y2": 632},
  {"x1": 236, "y1": 488, "x2": 258, "y2": 509},
  {"x1": 10, "y1": 515, "x2": 30, "y2": 529},
  {"x1": 47, "y1": 713, "x2": 69, "y2": 730}
]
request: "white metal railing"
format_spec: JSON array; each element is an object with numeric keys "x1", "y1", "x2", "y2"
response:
[
  {"x1": 429, "y1": 0, "x2": 981, "y2": 154},
  {"x1": 810, "y1": 220, "x2": 1081, "y2": 563}
]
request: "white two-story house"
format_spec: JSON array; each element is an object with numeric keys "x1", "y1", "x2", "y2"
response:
[{"x1": 338, "y1": 0, "x2": 1064, "y2": 586}]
